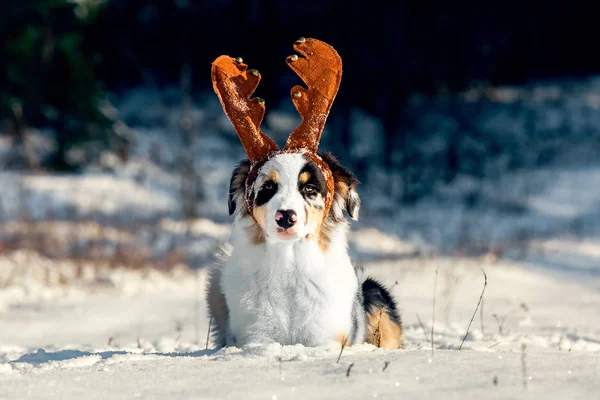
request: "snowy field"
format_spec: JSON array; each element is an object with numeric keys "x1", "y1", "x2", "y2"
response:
[
  {"x1": 2, "y1": 81, "x2": 600, "y2": 398},
  {"x1": 1, "y1": 249, "x2": 600, "y2": 399}
]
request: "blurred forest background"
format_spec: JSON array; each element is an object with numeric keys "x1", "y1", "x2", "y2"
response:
[{"x1": 2, "y1": 0, "x2": 600, "y2": 269}]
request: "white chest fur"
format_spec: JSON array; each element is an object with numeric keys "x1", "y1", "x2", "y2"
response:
[{"x1": 221, "y1": 220, "x2": 359, "y2": 346}]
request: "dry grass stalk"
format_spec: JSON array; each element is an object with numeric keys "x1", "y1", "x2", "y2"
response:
[
  {"x1": 346, "y1": 363, "x2": 354, "y2": 377},
  {"x1": 521, "y1": 343, "x2": 528, "y2": 390},
  {"x1": 205, "y1": 316, "x2": 212, "y2": 351},
  {"x1": 431, "y1": 265, "x2": 439, "y2": 356},
  {"x1": 336, "y1": 336, "x2": 348, "y2": 363},
  {"x1": 416, "y1": 313, "x2": 429, "y2": 344},
  {"x1": 480, "y1": 298, "x2": 485, "y2": 335},
  {"x1": 459, "y1": 269, "x2": 488, "y2": 350}
]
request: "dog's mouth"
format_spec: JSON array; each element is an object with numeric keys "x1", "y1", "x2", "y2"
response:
[{"x1": 276, "y1": 227, "x2": 296, "y2": 238}]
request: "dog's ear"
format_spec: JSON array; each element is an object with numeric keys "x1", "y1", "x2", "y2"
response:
[
  {"x1": 319, "y1": 152, "x2": 361, "y2": 221},
  {"x1": 228, "y1": 159, "x2": 251, "y2": 216}
]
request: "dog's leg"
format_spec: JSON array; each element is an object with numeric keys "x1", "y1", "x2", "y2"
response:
[{"x1": 362, "y1": 278, "x2": 403, "y2": 349}]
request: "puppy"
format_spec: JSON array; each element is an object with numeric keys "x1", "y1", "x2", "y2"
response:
[{"x1": 206, "y1": 152, "x2": 403, "y2": 349}]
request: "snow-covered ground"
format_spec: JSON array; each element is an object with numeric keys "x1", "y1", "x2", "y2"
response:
[
  {"x1": 2, "y1": 80, "x2": 600, "y2": 398},
  {"x1": 1, "y1": 249, "x2": 600, "y2": 399}
]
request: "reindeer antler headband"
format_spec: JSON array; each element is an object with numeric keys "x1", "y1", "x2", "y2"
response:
[{"x1": 212, "y1": 37, "x2": 342, "y2": 217}]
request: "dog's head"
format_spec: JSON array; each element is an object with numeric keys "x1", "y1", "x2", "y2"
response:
[
  {"x1": 228, "y1": 152, "x2": 360, "y2": 245},
  {"x1": 213, "y1": 38, "x2": 351, "y2": 248}
]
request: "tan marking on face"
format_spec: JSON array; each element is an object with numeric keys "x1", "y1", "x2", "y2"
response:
[
  {"x1": 299, "y1": 171, "x2": 311, "y2": 184},
  {"x1": 252, "y1": 204, "x2": 267, "y2": 230},
  {"x1": 317, "y1": 218, "x2": 333, "y2": 252},
  {"x1": 305, "y1": 204, "x2": 329, "y2": 251},
  {"x1": 365, "y1": 309, "x2": 404, "y2": 349},
  {"x1": 250, "y1": 205, "x2": 267, "y2": 244},
  {"x1": 306, "y1": 205, "x2": 324, "y2": 232},
  {"x1": 266, "y1": 169, "x2": 279, "y2": 183},
  {"x1": 314, "y1": 213, "x2": 349, "y2": 252},
  {"x1": 249, "y1": 223, "x2": 266, "y2": 244}
]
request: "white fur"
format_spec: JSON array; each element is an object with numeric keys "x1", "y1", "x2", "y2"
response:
[{"x1": 220, "y1": 153, "x2": 361, "y2": 346}]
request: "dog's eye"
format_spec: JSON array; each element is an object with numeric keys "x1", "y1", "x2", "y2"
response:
[
  {"x1": 264, "y1": 180, "x2": 275, "y2": 190},
  {"x1": 303, "y1": 185, "x2": 316, "y2": 194}
]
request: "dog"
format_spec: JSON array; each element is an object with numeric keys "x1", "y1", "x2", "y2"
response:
[
  {"x1": 206, "y1": 38, "x2": 403, "y2": 349},
  {"x1": 206, "y1": 151, "x2": 403, "y2": 349}
]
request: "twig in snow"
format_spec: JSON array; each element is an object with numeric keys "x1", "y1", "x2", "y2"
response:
[
  {"x1": 492, "y1": 302, "x2": 529, "y2": 336},
  {"x1": 107, "y1": 337, "x2": 113, "y2": 347},
  {"x1": 278, "y1": 357, "x2": 283, "y2": 379},
  {"x1": 521, "y1": 343, "x2": 528, "y2": 390},
  {"x1": 488, "y1": 341, "x2": 502, "y2": 349},
  {"x1": 337, "y1": 336, "x2": 348, "y2": 363},
  {"x1": 175, "y1": 320, "x2": 183, "y2": 348},
  {"x1": 558, "y1": 335, "x2": 564, "y2": 350},
  {"x1": 416, "y1": 313, "x2": 429, "y2": 344},
  {"x1": 480, "y1": 298, "x2": 485, "y2": 336},
  {"x1": 205, "y1": 316, "x2": 212, "y2": 351},
  {"x1": 382, "y1": 361, "x2": 390, "y2": 372},
  {"x1": 459, "y1": 269, "x2": 488, "y2": 350},
  {"x1": 431, "y1": 265, "x2": 439, "y2": 356},
  {"x1": 346, "y1": 363, "x2": 354, "y2": 377},
  {"x1": 441, "y1": 267, "x2": 463, "y2": 325},
  {"x1": 137, "y1": 315, "x2": 145, "y2": 349},
  {"x1": 492, "y1": 314, "x2": 505, "y2": 335}
]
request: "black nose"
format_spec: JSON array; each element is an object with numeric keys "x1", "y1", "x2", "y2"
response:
[{"x1": 275, "y1": 210, "x2": 297, "y2": 229}]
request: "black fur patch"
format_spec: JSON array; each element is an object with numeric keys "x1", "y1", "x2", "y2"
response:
[
  {"x1": 298, "y1": 160, "x2": 327, "y2": 199},
  {"x1": 228, "y1": 159, "x2": 251, "y2": 216},
  {"x1": 319, "y1": 152, "x2": 361, "y2": 219},
  {"x1": 362, "y1": 278, "x2": 402, "y2": 326},
  {"x1": 319, "y1": 152, "x2": 360, "y2": 189},
  {"x1": 255, "y1": 180, "x2": 278, "y2": 207}
]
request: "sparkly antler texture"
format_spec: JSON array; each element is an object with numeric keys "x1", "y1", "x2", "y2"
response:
[
  {"x1": 284, "y1": 38, "x2": 343, "y2": 152},
  {"x1": 211, "y1": 56, "x2": 278, "y2": 163}
]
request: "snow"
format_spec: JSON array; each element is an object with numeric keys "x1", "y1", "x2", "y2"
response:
[
  {"x1": 1, "y1": 249, "x2": 600, "y2": 399},
  {"x1": 2, "y1": 348, "x2": 599, "y2": 400},
  {"x1": 2, "y1": 82, "x2": 600, "y2": 398}
]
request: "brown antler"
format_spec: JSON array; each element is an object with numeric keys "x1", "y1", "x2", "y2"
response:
[
  {"x1": 284, "y1": 38, "x2": 343, "y2": 152},
  {"x1": 212, "y1": 55, "x2": 279, "y2": 163}
]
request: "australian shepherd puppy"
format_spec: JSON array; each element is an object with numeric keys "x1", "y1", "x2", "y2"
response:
[{"x1": 206, "y1": 151, "x2": 403, "y2": 349}]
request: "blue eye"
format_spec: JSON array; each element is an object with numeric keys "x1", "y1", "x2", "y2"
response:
[
  {"x1": 303, "y1": 185, "x2": 316, "y2": 193},
  {"x1": 264, "y1": 181, "x2": 275, "y2": 190}
]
